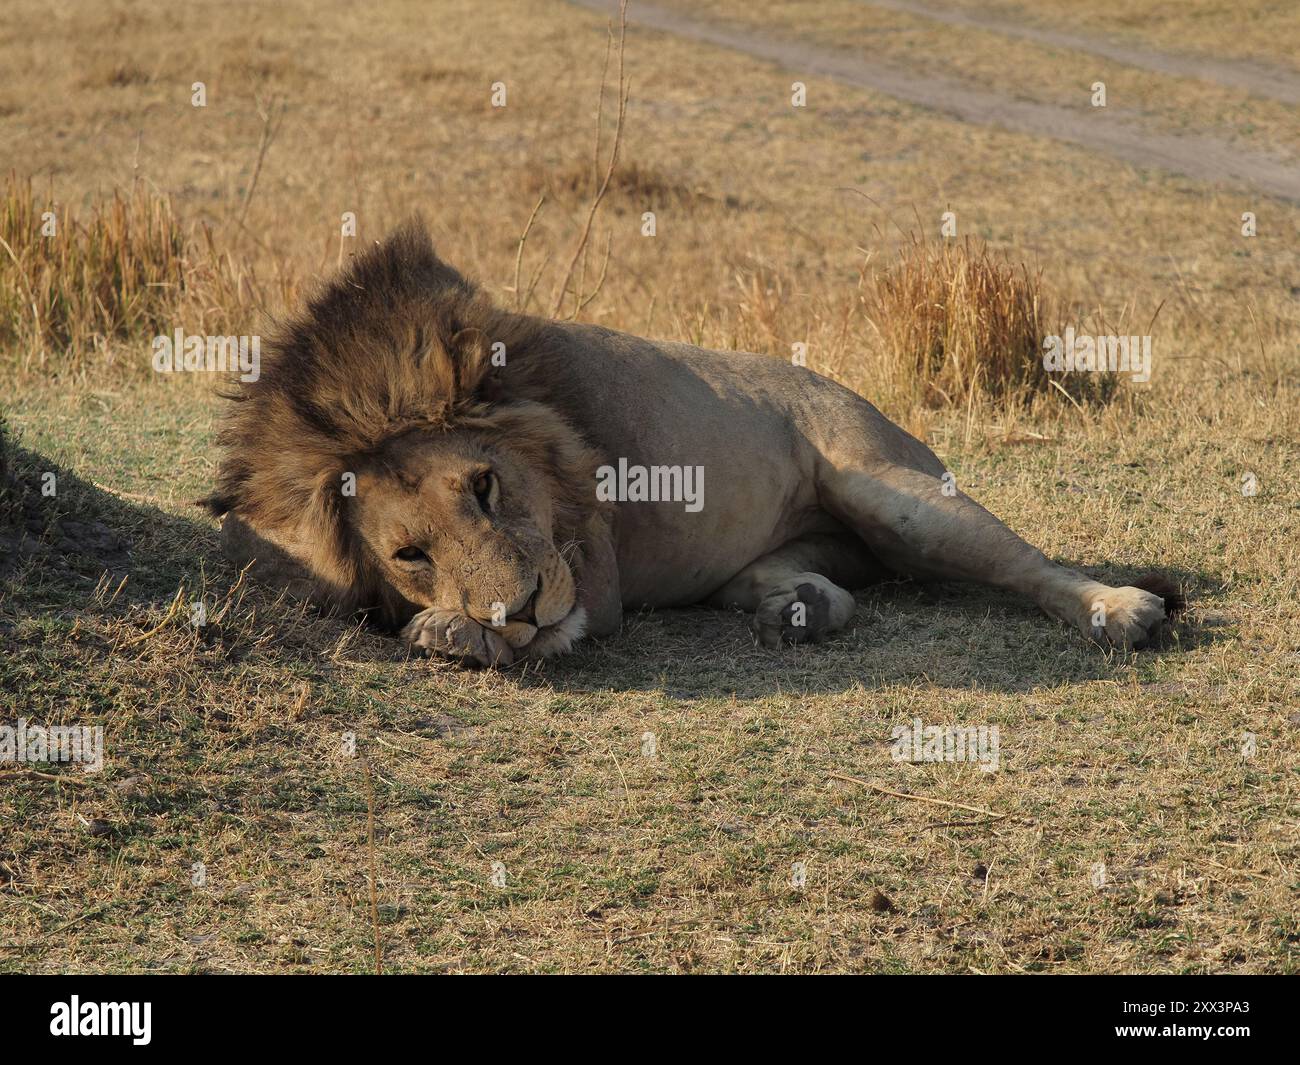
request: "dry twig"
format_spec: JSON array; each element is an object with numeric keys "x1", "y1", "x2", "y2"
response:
[
  {"x1": 237, "y1": 94, "x2": 286, "y2": 229},
  {"x1": 828, "y1": 772, "x2": 1007, "y2": 821},
  {"x1": 549, "y1": 1, "x2": 630, "y2": 318}
]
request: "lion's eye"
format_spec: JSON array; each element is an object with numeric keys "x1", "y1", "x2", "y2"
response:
[
  {"x1": 471, "y1": 469, "x2": 495, "y2": 513},
  {"x1": 393, "y1": 546, "x2": 430, "y2": 565}
]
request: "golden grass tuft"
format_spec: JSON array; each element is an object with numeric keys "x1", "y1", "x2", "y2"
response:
[
  {"x1": 864, "y1": 235, "x2": 1047, "y2": 407},
  {"x1": 0, "y1": 174, "x2": 279, "y2": 379},
  {"x1": 856, "y1": 234, "x2": 1117, "y2": 410},
  {"x1": 81, "y1": 59, "x2": 153, "y2": 89},
  {"x1": 0, "y1": 167, "x2": 1124, "y2": 418},
  {"x1": 521, "y1": 157, "x2": 704, "y2": 209}
]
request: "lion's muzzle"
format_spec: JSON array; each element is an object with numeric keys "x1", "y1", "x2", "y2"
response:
[{"x1": 531, "y1": 545, "x2": 576, "y2": 628}]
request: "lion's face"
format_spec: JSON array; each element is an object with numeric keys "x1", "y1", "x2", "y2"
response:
[
  {"x1": 204, "y1": 220, "x2": 606, "y2": 653},
  {"x1": 352, "y1": 429, "x2": 576, "y2": 632}
]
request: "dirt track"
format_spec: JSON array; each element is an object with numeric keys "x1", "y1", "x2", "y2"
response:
[
  {"x1": 571, "y1": 0, "x2": 1300, "y2": 203},
  {"x1": 867, "y1": 0, "x2": 1300, "y2": 106}
]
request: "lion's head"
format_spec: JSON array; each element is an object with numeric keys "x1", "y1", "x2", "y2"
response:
[{"x1": 202, "y1": 219, "x2": 607, "y2": 642}]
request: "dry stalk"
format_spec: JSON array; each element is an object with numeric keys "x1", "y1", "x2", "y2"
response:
[
  {"x1": 363, "y1": 757, "x2": 383, "y2": 975},
  {"x1": 236, "y1": 93, "x2": 286, "y2": 229},
  {"x1": 549, "y1": 0, "x2": 629, "y2": 319},
  {"x1": 828, "y1": 772, "x2": 1008, "y2": 821}
]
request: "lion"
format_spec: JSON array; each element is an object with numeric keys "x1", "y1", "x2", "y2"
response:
[{"x1": 202, "y1": 219, "x2": 1181, "y2": 667}]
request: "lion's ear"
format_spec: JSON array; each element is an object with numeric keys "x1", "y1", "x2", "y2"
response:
[{"x1": 448, "y1": 319, "x2": 497, "y2": 396}]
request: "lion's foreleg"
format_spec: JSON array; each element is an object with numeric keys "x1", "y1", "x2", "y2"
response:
[
  {"x1": 567, "y1": 513, "x2": 623, "y2": 640},
  {"x1": 708, "y1": 535, "x2": 870, "y2": 648}
]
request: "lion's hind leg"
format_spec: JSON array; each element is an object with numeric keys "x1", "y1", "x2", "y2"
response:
[
  {"x1": 708, "y1": 534, "x2": 878, "y2": 648},
  {"x1": 817, "y1": 463, "x2": 1177, "y2": 649}
]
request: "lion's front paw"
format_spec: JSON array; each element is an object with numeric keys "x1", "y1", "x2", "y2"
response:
[
  {"x1": 403, "y1": 607, "x2": 520, "y2": 668},
  {"x1": 1084, "y1": 586, "x2": 1169, "y2": 650},
  {"x1": 753, "y1": 574, "x2": 855, "y2": 649}
]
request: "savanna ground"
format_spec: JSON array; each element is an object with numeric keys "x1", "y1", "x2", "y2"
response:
[{"x1": 0, "y1": 0, "x2": 1297, "y2": 973}]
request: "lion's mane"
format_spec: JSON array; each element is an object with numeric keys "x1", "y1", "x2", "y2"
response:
[{"x1": 202, "y1": 219, "x2": 606, "y2": 625}]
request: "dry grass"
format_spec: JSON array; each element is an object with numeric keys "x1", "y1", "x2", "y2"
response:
[
  {"x1": 0, "y1": 174, "x2": 283, "y2": 380},
  {"x1": 856, "y1": 233, "x2": 1105, "y2": 409},
  {"x1": 661, "y1": 0, "x2": 1300, "y2": 157},
  {"x1": 0, "y1": 170, "x2": 1100, "y2": 418},
  {"x1": 937, "y1": 0, "x2": 1300, "y2": 65}
]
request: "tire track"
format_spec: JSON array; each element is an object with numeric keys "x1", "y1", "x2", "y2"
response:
[
  {"x1": 569, "y1": 0, "x2": 1300, "y2": 203},
  {"x1": 864, "y1": 0, "x2": 1300, "y2": 107}
]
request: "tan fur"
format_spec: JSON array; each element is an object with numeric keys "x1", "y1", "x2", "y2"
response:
[
  {"x1": 203, "y1": 220, "x2": 608, "y2": 654},
  {"x1": 205, "y1": 220, "x2": 1180, "y2": 665}
]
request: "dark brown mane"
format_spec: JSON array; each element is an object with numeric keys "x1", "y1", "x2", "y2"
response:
[{"x1": 202, "y1": 218, "x2": 605, "y2": 619}]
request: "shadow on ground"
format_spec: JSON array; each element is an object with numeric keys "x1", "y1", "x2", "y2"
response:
[
  {"x1": 528, "y1": 564, "x2": 1226, "y2": 698},
  {"x1": 1, "y1": 437, "x2": 220, "y2": 617},
  {"x1": 1, "y1": 433, "x2": 1227, "y2": 699}
]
